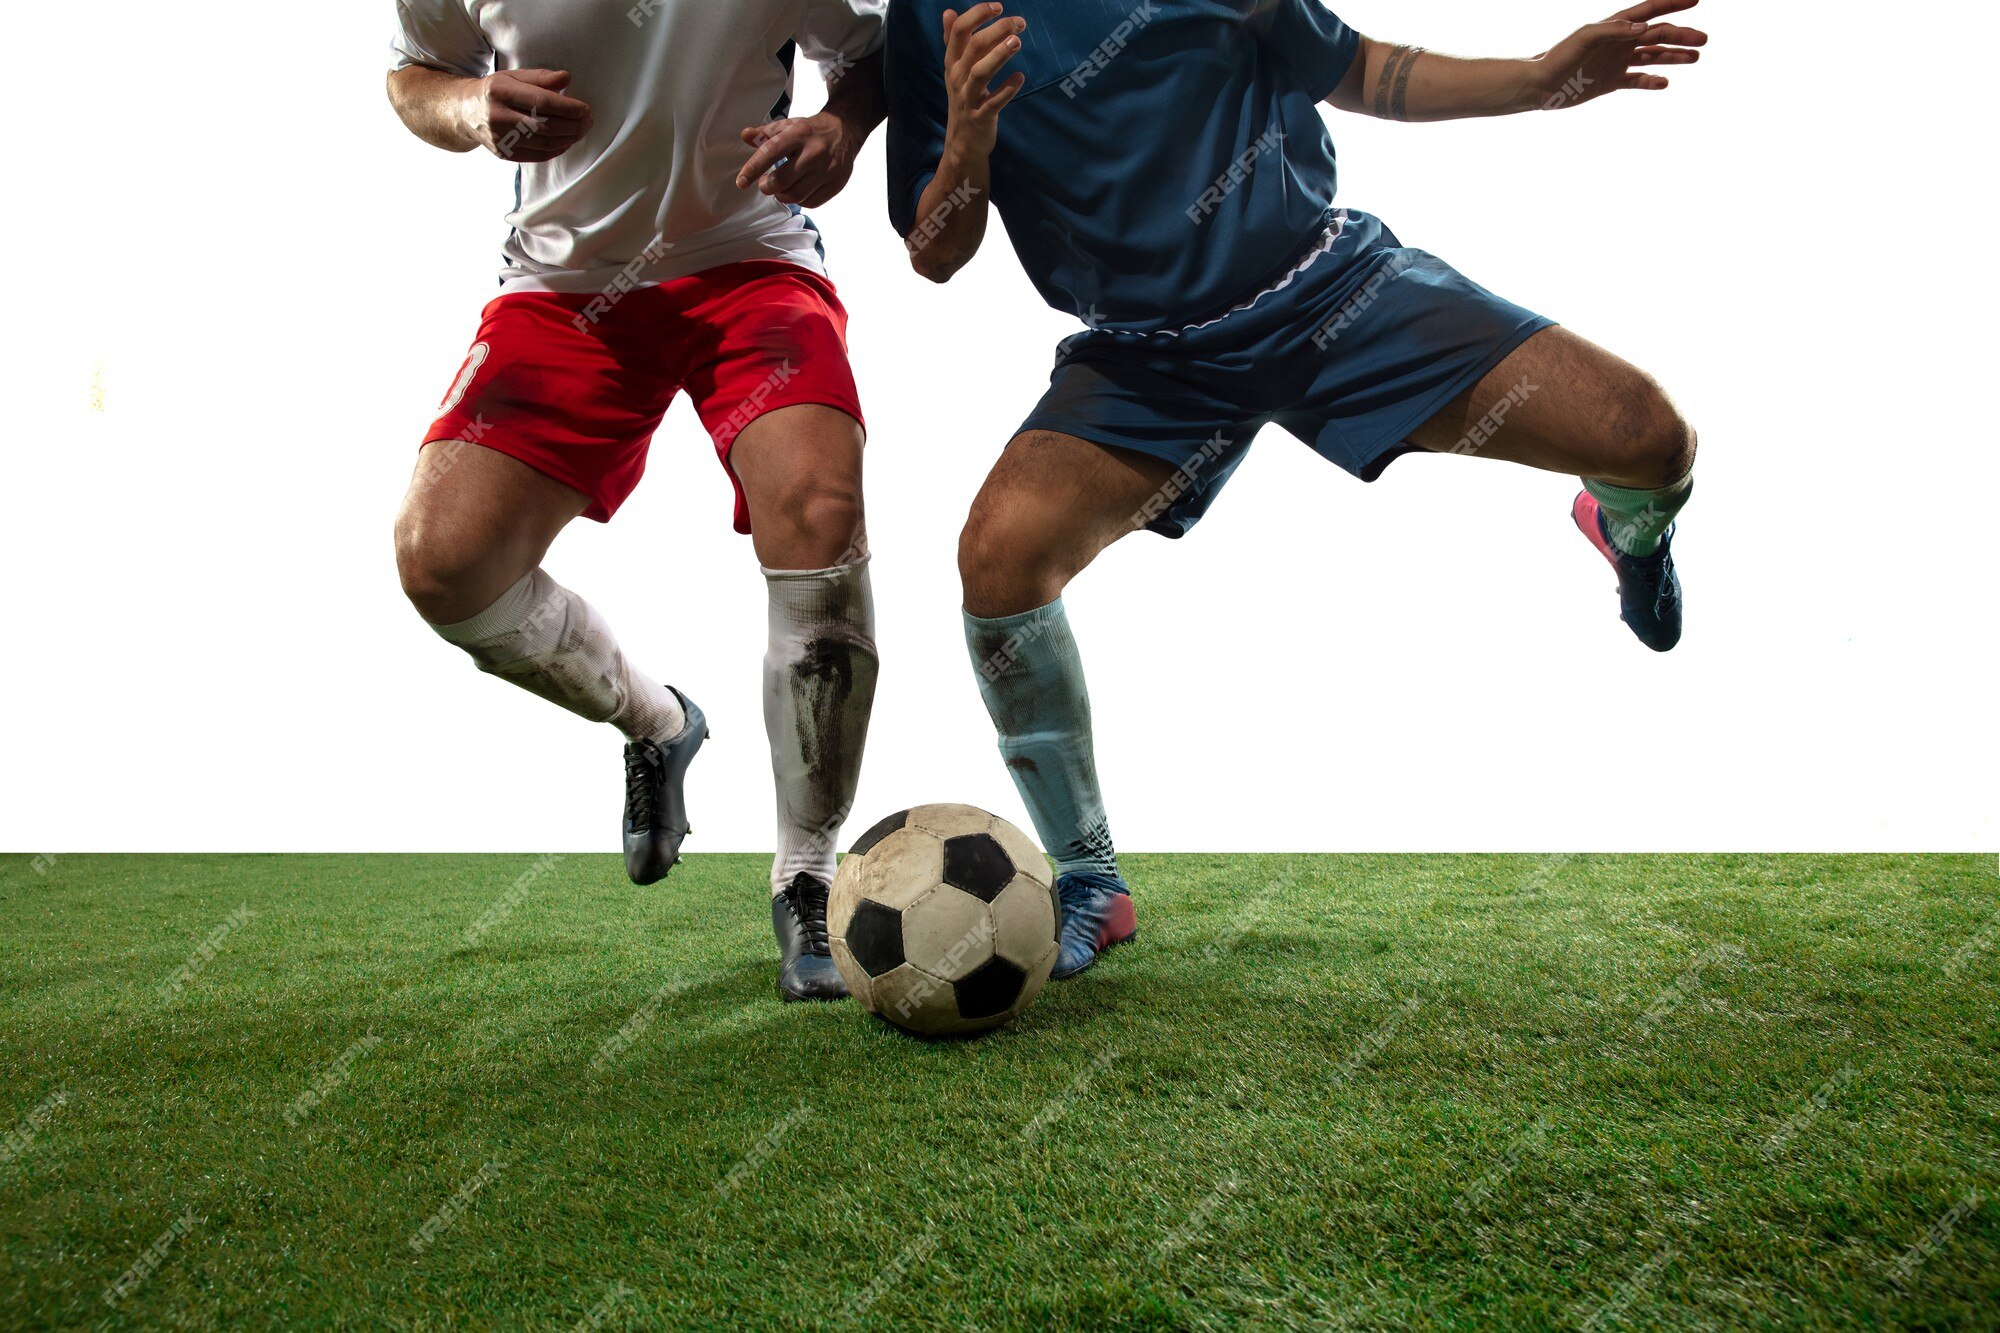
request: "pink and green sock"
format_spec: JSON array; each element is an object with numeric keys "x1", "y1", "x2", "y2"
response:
[{"x1": 1585, "y1": 473, "x2": 1693, "y2": 557}]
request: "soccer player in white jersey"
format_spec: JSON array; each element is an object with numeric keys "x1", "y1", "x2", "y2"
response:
[{"x1": 388, "y1": 0, "x2": 887, "y2": 1002}]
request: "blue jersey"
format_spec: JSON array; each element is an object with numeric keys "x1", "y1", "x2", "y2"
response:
[{"x1": 886, "y1": 0, "x2": 1360, "y2": 334}]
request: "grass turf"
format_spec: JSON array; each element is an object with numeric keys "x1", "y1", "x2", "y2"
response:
[{"x1": 0, "y1": 853, "x2": 1995, "y2": 1329}]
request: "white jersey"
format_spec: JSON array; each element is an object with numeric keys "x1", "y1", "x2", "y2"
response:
[{"x1": 391, "y1": 0, "x2": 885, "y2": 293}]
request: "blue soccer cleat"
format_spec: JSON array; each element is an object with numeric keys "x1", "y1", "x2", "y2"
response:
[
  {"x1": 1051, "y1": 871, "x2": 1138, "y2": 980},
  {"x1": 1573, "y1": 491, "x2": 1683, "y2": 653},
  {"x1": 622, "y1": 687, "x2": 707, "y2": 886}
]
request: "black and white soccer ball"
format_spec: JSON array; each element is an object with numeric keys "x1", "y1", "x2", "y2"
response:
[{"x1": 829, "y1": 804, "x2": 1058, "y2": 1037}]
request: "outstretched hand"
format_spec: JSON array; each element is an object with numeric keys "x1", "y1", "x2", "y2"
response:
[
  {"x1": 1536, "y1": 0, "x2": 1706, "y2": 108},
  {"x1": 941, "y1": 4, "x2": 1027, "y2": 158}
]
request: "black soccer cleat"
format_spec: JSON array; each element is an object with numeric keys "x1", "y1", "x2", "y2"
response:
[
  {"x1": 1573, "y1": 491, "x2": 1684, "y2": 653},
  {"x1": 773, "y1": 872, "x2": 849, "y2": 1003},
  {"x1": 622, "y1": 688, "x2": 707, "y2": 886}
]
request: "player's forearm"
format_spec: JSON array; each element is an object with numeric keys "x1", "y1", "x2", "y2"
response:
[
  {"x1": 1335, "y1": 40, "x2": 1542, "y2": 122},
  {"x1": 387, "y1": 65, "x2": 481, "y2": 152},
  {"x1": 823, "y1": 51, "x2": 888, "y2": 142},
  {"x1": 905, "y1": 144, "x2": 991, "y2": 284}
]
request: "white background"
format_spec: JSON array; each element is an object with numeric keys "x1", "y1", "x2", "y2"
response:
[{"x1": 2, "y1": 1, "x2": 1992, "y2": 854}]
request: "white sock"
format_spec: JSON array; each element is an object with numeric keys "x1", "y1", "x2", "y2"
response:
[
  {"x1": 434, "y1": 570, "x2": 686, "y2": 743},
  {"x1": 763, "y1": 559, "x2": 879, "y2": 896}
]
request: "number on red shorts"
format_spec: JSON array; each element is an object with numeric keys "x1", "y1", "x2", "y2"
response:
[{"x1": 435, "y1": 342, "x2": 490, "y2": 419}]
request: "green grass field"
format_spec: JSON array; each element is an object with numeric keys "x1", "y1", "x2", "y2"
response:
[{"x1": 1, "y1": 854, "x2": 1995, "y2": 1329}]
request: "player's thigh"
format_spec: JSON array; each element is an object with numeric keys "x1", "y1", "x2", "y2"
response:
[
  {"x1": 394, "y1": 442, "x2": 590, "y2": 623},
  {"x1": 959, "y1": 429, "x2": 1179, "y2": 617},
  {"x1": 730, "y1": 403, "x2": 868, "y2": 570},
  {"x1": 1406, "y1": 325, "x2": 1695, "y2": 486}
]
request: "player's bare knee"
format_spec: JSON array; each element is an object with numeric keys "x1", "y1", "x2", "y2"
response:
[
  {"x1": 959, "y1": 507, "x2": 1066, "y2": 617},
  {"x1": 395, "y1": 518, "x2": 484, "y2": 625},
  {"x1": 1605, "y1": 379, "x2": 1696, "y2": 488},
  {"x1": 767, "y1": 480, "x2": 865, "y2": 567},
  {"x1": 394, "y1": 536, "x2": 456, "y2": 624},
  {"x1": 957, "y1": 500, "x2": 1026, "y2": 587},
  {"x1": 1635, "y1": 392, "x2": 1696, "y2": 487}
]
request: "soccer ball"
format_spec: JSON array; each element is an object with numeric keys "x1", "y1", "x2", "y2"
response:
[{"x1": 829, "y1": 804, "x2": 1058, "y2": 1037}]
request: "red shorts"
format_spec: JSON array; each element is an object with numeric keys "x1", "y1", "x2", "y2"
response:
[{"x1": 423, "y1": 259, "x2": 865, "y2": 530}]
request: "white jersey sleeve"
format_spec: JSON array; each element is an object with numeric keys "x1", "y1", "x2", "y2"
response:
[
  {"x1": 389, "y1": 0, "x2": 495, "y2": 78},
  {"x1": 795, "y1": 0, "x2": 887, "y2": 66}
]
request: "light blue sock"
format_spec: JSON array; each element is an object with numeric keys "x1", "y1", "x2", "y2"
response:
[{"x1": 963, "y1": 599, "x2": 1120, "y2": 881}]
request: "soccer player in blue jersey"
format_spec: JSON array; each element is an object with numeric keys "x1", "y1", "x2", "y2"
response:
[{"x1": 885, "y1": 0, "x2": 1709, "y2": 976}]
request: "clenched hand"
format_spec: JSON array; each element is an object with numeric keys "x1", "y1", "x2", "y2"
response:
[{"x1": 463, "y1": 69, "x2": 594, "y2": 162}]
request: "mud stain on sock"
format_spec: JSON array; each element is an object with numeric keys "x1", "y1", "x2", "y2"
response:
[
  {"x1": 789, "y1": 634, "x2": 879, "y2": 830},
  {"x1": 476, "y1": 598, "x2": 623, "y2": 724}
]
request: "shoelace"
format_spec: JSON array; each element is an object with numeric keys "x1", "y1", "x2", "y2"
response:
[
  {"x1": 1057, "y1": 875, "x2": 1118, "y2": 925},
  {"x1": 1651, "y1": 551, "x2": 1678, "y2": 615},
  {"x1": 624, "y1": 744, "x2": 661, "y2": 832},
  {"x1": 785, "y1": 875, "x2": 833, "y2": 956}
]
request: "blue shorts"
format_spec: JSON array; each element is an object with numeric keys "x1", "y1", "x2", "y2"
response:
[{"x1": 1019, "y1": 210, "x2": 1555, "y2": 537}]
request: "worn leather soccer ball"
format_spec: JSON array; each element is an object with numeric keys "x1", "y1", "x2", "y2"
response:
[{"x1": 829, "y1": 804, "x2": 1058, "y2": 1037}]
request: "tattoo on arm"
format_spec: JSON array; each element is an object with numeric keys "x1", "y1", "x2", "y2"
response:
[{"x1": 1372, "y1": 45, "x2": 1425, "y2": 121}]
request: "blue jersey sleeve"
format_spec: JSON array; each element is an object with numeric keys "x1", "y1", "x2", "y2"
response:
[
  {"x1": 1249, "y1": 0, "x2": 1360, "y2": 101},
  {"x1": 885, "y1": 2, "x2": 949, "y2": 238}
]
